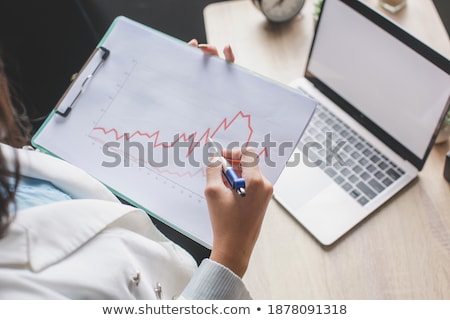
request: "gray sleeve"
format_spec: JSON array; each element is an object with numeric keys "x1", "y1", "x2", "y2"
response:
[{"x1": 180, "y1": 259, "x2": 252, "y2": 300}]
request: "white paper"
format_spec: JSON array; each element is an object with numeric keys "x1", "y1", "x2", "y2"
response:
[{"x1": 33, "y1": 16, "x2": 316, "y2": 247}]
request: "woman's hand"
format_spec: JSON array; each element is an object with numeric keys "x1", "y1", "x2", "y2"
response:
[
  {"x1": 205, "y1": 148, "x2": 273, "y2": 277},
  {"x1": 188, "y1": 39, "x2": 235, "y2": 63}
]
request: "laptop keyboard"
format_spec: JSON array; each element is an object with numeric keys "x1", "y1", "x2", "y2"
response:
[{"x1": 298, "y1": 104, "x2": 405, "y2": 206}]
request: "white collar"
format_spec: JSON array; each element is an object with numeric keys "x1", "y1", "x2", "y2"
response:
[
  {"x1": 0, "y1": 199, "x2": 141, "y2": 272},
  {"x1": 0, "y1": 143, "x2": 118, "y2": 201}
]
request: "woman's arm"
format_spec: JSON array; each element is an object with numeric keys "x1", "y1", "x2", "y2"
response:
[{"x1": 181, "y1": 148, "x2": 273, "y2": 299}]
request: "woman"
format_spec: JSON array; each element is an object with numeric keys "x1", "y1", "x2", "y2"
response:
[{"x1": 0, "y1": 43, "x2": 273, "y2": 299}]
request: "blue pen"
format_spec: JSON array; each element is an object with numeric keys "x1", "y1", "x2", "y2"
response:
[{"x1": 208, "y1": 138, "x2": 246, "y2": 197}]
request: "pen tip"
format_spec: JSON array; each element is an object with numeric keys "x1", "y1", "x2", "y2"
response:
[{"x1": 237, "y1": 188, "x2": 246, "y2": 197}]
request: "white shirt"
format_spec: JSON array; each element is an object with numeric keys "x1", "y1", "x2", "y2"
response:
[{"x1": 0, "y1": 143, "x2": 251, "y2": 299}]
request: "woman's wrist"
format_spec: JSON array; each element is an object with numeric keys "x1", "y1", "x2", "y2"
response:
[{"x1": 210, "y1": 246, "x2": 250, "y2": 278}]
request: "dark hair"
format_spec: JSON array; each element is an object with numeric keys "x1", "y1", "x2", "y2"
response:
[
  {"x1": 0, "y1": 56, "x2": 30, "y2": 237},
  {"x1": 0, "y1": 148, "x2": 20, "y2": 237},
  {"x1": 0, "y1": 58, "x2": 30, "y2": 147}
]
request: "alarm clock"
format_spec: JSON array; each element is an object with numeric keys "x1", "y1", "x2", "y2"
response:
[{"x1": 252, "y1": 0, "x2": 306, "y2": 23}]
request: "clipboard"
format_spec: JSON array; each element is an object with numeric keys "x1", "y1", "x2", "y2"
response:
[
  {"x1": 55, "y1": 46, "x2": 110, "y2": 118},
  {"x1": 32, "y1": 16, "x2": 316, "y2": 248}
]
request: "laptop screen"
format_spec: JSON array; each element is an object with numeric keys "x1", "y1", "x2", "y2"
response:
[{"x1": 306, "y1": 0, "x2": 450, "y2": 167}]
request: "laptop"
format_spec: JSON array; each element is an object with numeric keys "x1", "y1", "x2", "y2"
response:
[{"x1": 273, "y1": 0, "x2": 450, "y2": 246}]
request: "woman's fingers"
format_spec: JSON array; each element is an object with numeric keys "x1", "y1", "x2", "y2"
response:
[
  {"x1": 190, "y1": 41, "x2": 235, "y2": 63},
  {"x1": 223, "y1": 45, "x2": 235, "y2": 63},
  {"x1": 198, "y1": 44, "x2": 220, "y2": 57},
  {"x1": 188, "y1": 39, "x2": 199, "y2": 47}
]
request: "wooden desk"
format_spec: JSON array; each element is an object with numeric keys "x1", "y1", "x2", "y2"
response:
[{"x1": 204, "y1": 0, "x2": 450, "y2": 299}]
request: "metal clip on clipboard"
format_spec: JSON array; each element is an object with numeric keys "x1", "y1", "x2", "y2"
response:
[{"x1": 55, "y1": 46, "x2": 110, "y2": 117}]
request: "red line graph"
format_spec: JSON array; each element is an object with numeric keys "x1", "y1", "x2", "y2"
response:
[
  {"x1": 91, "y1": 111, "x2": 267, "y2": 178},
  {"x1": 93, "y1": 111, "x2": 259, "y2": 157}
]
